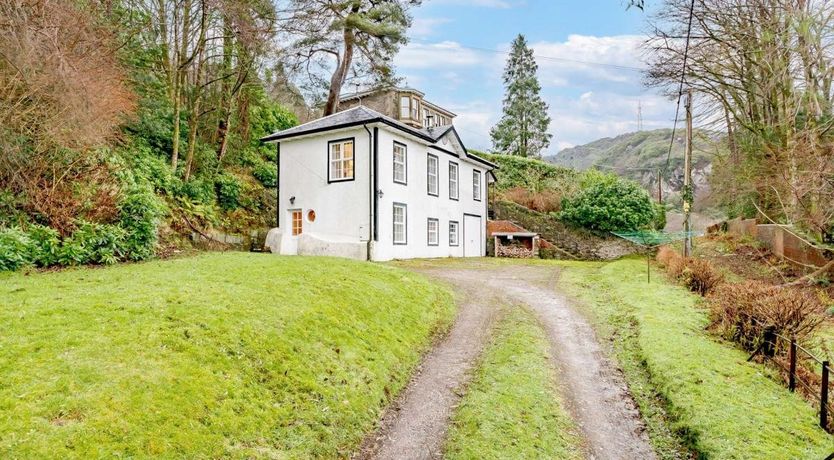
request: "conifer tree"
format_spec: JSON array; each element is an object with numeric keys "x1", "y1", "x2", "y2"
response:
[{"x1": 490, "y1": 34, "x2": 552, "y2": 158}]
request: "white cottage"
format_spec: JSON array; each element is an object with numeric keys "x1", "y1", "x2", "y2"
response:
[{"x1": 260, "y1": 92, "x2": 496, "y2": 261}]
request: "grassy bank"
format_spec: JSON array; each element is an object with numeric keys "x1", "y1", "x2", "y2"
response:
[
  {"x1": 558, "y1": 257, "x2": 834, "y2": 459},
  {"x1": 0, "y1": 253, "x2": 455, "y2": 458},
  {"x1": 444, "y1": 307, "x2": 584, "y2": 459}
]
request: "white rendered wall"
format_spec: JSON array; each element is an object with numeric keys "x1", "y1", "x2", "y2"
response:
[
  {"x1": 371, "y1": 129, "x2": 488, "y2": 261},
  {"x1": 274, "y1": 124, "x2": 488, "y2": 261},
  {"x1": 277, "y1": 127, "x2": 372, "y2": 255}
]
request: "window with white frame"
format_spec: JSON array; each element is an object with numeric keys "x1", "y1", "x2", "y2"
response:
[
  {"x1": 449, "y1": 221, "x2": 459, "y2": 246},
  {"x1": 400, "y1": 96, "x2": 410, "y2": 119},
  {"x1": 393, "y1": 203, "x2": 407, "y2": 244},
  {"x1": 412, "y1": 99, "x2": 420, "y2": 120},
  {"x1": 328, "y1": 139, "x2": 354, "y2": 182},
  {"x1": 427, "y1": 154, "x2": 439, "y2": 196},
  {"x1": 427, "y1": 218, "x2": 439, "y2": 246},
  {"x1": 449, "y1": 162, "x2": 459, "y2": 200},
  {"x1": 393, "y1": 142, "x2": 407, "y2": 184},
  {"x1": 473, "y1": 169, "x2": 482, "y2": 201}
]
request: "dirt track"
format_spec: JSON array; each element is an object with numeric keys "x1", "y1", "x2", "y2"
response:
[{"x1": 357, "y1": 261, "x2": 656, "y2": 460}]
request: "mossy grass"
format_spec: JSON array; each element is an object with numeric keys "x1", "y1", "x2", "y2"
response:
[
  {"x1": 444, "y1": 307, "x2": 584, "y2": 459},
  {"x1": 0, "y1": 252, "x2": 455, "y2": 458},
  {"x1": 559, "y1": 257, "x2": 834, "y2": 459}
]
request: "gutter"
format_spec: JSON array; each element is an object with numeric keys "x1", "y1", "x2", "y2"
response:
[
  {"x1": 363, "y1": 124, "x2": 375, "y2": 261},
  {"x1": 373, "y1": 127, "x2": 379, "y2": 242}
]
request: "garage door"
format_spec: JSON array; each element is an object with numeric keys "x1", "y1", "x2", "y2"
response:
[{"x1": 463, "y1": 214, "x2": 482, "y2": 257}]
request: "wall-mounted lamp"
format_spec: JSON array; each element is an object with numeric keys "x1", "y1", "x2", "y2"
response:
[
  {"x1": 289, "y1": 196, "x2": 296, "y2": 205},
  {"x1": 377, "y1": 189, "x2": 384, "y2": 199}
]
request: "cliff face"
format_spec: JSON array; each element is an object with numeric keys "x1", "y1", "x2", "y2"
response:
[{"x1": 545, "y1": 129, "x2": 725, "y2": 204}]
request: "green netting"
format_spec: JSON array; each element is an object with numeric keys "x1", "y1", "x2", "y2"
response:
[
  {"x1": 612, "y1": 230, "x2": 700, "y2": 248},
  {"x1": 611, "y1": 230, "x2": 702, "y2": 283}
]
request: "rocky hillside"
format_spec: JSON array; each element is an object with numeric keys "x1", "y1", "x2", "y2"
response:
[{"x1": 545, "y1": 129, "x2": 726, "y2": 206}]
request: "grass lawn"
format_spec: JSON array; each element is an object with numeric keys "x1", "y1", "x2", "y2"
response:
[
  {"x1": 0, "y1": 253, "x2": 455, "y2": 458},
  {"x1": 444, "y1": 307, "x2": 584, "y2": 460},
  {"x1": 558, "y1": 257, "x2": 834, "y2": 459}
]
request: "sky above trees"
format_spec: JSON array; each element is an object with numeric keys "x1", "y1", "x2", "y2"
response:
[{"x1": 393, "y1": 0, "x2": 674, "y2": 154}]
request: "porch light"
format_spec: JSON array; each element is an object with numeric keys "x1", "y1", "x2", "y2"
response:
[{"x1": 377, "y1": 189, "x2": 384, "y2": 199}]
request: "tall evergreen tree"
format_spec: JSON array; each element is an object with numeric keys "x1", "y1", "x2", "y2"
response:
[{"x1": 490, "y1": 34, "x2": 552, "y2": 158}]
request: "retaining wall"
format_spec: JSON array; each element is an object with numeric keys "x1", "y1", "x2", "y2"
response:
[{"x1": 720, "y1": 218, "x2": 832, "y2": 269}]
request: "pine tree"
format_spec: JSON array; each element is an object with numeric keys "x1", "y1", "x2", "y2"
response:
[{"x1": 490, "y1": 34, "x2": 552, "y2": 158}]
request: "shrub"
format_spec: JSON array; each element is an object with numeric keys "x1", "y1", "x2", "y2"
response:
[
  {"x1": 118, "y1": 185, "x2": 165, "y2": 261},
  {"x1": 709, "y1": 281, "x2": 825, "y2": 353},
  {"x1": 680, "y1": 258, "x2": 723, "y2": 296},
  {"x1": 656, "y1": 248, "x2": 723, "y2": 296},
  {"x1": 59, "y1": 221, "x2": 126, "y2": 266},
  {"x1": 652, "y1": 202, "x2": 667, "y2": 230},
  {"x1": 253, "y1": 161, "x2": 277, "y2": 188},
  {"x1": 125, "y1": 141, "x2": 178, "y2": 195},
  {"x1": 559, "y1": 171, "x2": 656, "y2": 232},
  {"x1": 27, "y1": 224, "x2": 61, "y2": 267},
  {"x1": 502, "y1": 187, "x2": 562, "y2": 213},
  {"x1": 655, "y1": 246, "x2": 678, "y2": 267},
  {"x1": 666, "y1": 255, "x2": 688, "y2": 280},
  {"x1": 0, "y1": 227, "x2": 32, "y2": 271},
  {"x1": 178, "y1": 177, "x2": 215, "y2": 205},
  {"x1": 215, "y1": 174, "x2": 242, "y2": 210}
]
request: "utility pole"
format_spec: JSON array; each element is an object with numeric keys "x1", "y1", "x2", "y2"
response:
[
  {"x1": 656, "y1": 168, "x2": 662, "y2": 203},
  {"x1": 683, "y1": 88, "x2": 693, "y2": 257}
]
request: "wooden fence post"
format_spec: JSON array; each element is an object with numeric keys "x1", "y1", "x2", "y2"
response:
[
  {"x1": 821, "y1": 360, "x2": 830, "y2": 431},
  {"x1": 788, "y1": 338, "x2": 796, "y2": 392},
  {"x1": 763, "y1": 326, "x2": 776, "y2": 358}
]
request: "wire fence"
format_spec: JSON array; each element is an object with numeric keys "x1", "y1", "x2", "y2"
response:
[{"x1": 747, "y1": 318, "x2": 833, "y2": 432}]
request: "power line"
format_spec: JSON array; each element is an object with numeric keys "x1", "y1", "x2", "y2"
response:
[
  {"x1": 662, "y1": 0, "x2": 697, "y2": 175},
  {"x1": 408, "y1": 38, "x2": 645, "y2": 73}
]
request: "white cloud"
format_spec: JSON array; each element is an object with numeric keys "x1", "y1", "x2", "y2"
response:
[
  {"x1": 395, "y1": 41, "x2": 485, "y2": 69},
  {"x1": 440, "y1": 101, "x2": 499, "y2": 151},
  {"x1": 441, "y1": 91, "x2": 674, "y2": 155},
  {"x1": 392, "y1": 34, "x2": 674, "y2": 155},
  {"x1": 397, "y1": 35, "x2": 646, "y2": 87},
  {"x1": 530, "y1": 35, "x2": 646, "y2": 87},
  {"x1": 409, "y1": 17, "x2": 453, "y2": 38},
  {"x1": 548, "y1": 91, "x2": 673, "y2": 153}
]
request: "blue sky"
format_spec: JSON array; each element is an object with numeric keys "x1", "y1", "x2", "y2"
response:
[{"x1": 392, "y1": 0, "x2": 674, "y2": 154}]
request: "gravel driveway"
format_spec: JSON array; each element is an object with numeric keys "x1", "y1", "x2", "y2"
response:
[{"x1": 357, "y1": 260, "x2": 656, "y2": 460}]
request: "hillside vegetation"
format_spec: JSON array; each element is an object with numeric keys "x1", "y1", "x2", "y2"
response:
[
  {"x1": 0, "y1": 253, "x2": 455, "y2": 458},
  {"x1": 0, "y1": 1, "x2": 300, "y2": 272},
  {"x1": 474, "y1": 150, "x2": 664, "y2": 236},
  {"x1": 545, "y1": 129, "x2": 726, "y2": 206},
  {"x1": 547, "y1": 129, "x2": 719, "y2": 173}
]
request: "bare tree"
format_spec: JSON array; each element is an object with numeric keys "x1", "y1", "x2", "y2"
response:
[
  {"x1": 0, "y1": 0, "x2": 134, "y2": 232},
  {"x1": 645, "y1": 0, "x2": 834, "y2": 241}
]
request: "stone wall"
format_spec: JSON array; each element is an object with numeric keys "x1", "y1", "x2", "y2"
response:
[
  {"x1": 719, "y1": 218, "x2": 832, "y2": 269},
  {"x1": 339, "y1": 90, "x2": 399, "y2": 119},
  {"x1": 492, "y1": 201, "x2": 640, "y2": 260}
]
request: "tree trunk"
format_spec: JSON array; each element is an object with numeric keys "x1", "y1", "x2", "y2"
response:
[
  {"x1": 323, "y1": 23, "x2": 356, "y2": 116},
  {"x1": 171, "y1": 0, "x2": 192, "y2": 171},
  {"x1": 183, "y1": 9, "x2": 207, "y2": 182},
  {"x1": 171, "y1": 72, "x2": 182, "y2": 170}
]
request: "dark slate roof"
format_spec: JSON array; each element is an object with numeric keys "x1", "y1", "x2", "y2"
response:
[
  {"x1": 260, "y1": 106, "x2": 430, "y2": 142},
  {"x1": 260, "y1": 106, "x2": 496, "y2": 169}
]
